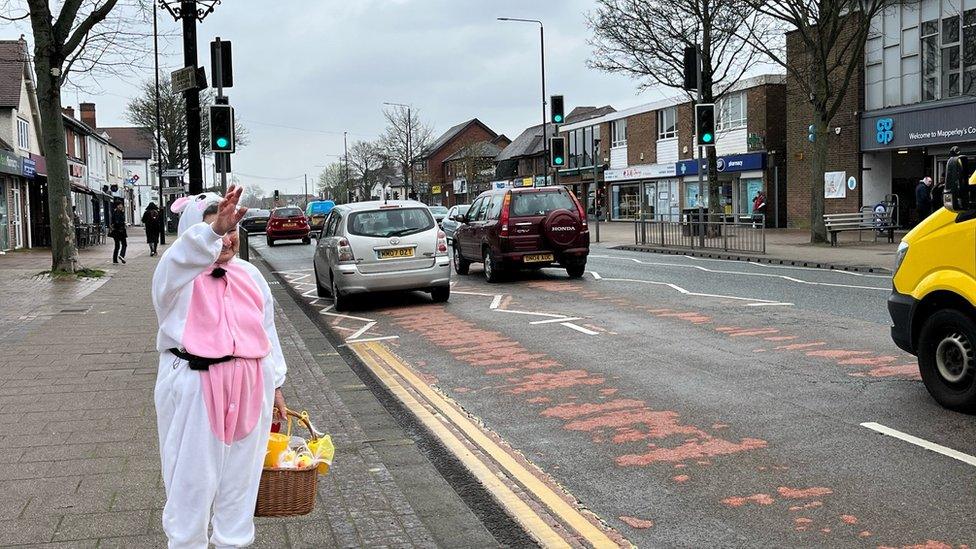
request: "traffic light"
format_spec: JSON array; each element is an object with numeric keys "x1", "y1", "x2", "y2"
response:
[
  {"x1": 551, "y1": 95, "x2": 565, "y2": 124},
  {"x1": 209, "y1": 104, "x2": 235, "y2": 153},
  {"x1": 682, "y1": 46, "x2": 699, "y2": 91},
  {"x1": 695, "y1": 103, "x2": 715, "y2": 147},
  {"x1": 549, "y1": 136, "x2": 566, "y2": 167},
  {"x1": 808, "y1": 124, "x2": 816, "y2": 142},
  {"x1": 273, "y1": 190, "x2": 280, "y2": 201}
]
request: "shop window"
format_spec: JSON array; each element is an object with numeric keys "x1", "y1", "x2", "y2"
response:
[
  {"x1": 17, "y1": 118, "x2": 29, "y2": 150},
  {"x1": 922, "y1": 19, "x2": 940, "y2": 100},
  {"x1": 583, "y1": 126, "x2": 593, "y2": 167},
  {"x1": 567, "y1": 129, "x2": 578, "y2": 169},
  {"x1": 942, "y1": 15, "x2": 961, "y2": 98},
  {"x1": 965, "y1": 9, "x2": 976, "y2": 96},
  {"x1": 717, "y1": 92, "x2": 746, "y2": 131},
  {"x1": 611, "y1": 119, "x2": 626, "y2": 147},
  {"x1": 657, "y1": 108, "x2": 677, "y2": 140},
  {"x1": 921, "y1": 12, "x2": 976, "y2": 101}
]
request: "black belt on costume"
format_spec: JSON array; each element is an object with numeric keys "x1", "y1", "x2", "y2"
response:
[{"x1": 169, "y1": 348, "x2": 235, "y2": 371}]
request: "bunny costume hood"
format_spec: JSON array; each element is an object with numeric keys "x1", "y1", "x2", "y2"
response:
[{"x1": 152, "y1": 191, "x2": 287, "y2": 547}]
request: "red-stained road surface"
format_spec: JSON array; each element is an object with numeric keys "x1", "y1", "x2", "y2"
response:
[{"x1": 255, "y1": 238, "x2": 976, "y2": 548}]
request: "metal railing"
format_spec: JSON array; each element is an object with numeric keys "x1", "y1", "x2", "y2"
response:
[
  {"x1": 633, "y1": 212, "x2": 766, "y2": 254},
  {"x1": 238, "y1": 226, "x2": 250, "y2": 261}
]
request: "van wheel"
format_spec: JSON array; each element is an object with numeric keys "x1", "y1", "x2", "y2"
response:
[
  {"x1": 918, "y1": 309, "x2": 976, "y2": 413},
  {"x1": 567, "y1": 264, "x2": 586, "y2": 279},
  {"x1": 431, "y1": 286, "x2": 450, "y2": 303},
  {"x1": 331, "y1": 272, "x2": 348, "y2": 312},
  {"x1": 483, "y1": 248, "x2": 502, "y2": 283},
  {"x1": 454, "y1": 244, "x2": 470, "y2": 275},
  {"x1": 314, "y1": 264, "x2": 328, "y2": 298}
]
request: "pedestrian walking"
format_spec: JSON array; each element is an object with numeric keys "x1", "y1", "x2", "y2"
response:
[
  {"x1": 752, "y1": 190, "x2": 767, "y2": 228},
  {"x1": 152, "y1": 187, "x2": 289, "y2": 548},
  {"x1": 915, "y1": 176, "x2": 933, "y2": 226},
  {"x1": 110, "y1": 201, "x2": 127, "y2": 264},
  {"x1": 142, "y1": 203, "x2": 162, "y2": 257}
]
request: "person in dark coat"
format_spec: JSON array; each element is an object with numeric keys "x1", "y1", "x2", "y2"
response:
[
  {"x1": 142, "y1": 203, "x2": 162, "y2": 256},
  {"x1": 915, "y1": 176, "x2": 933, "y2": 226},
  {"x1": 111, "y1": 201, "x2": 128, "y2": 264}
]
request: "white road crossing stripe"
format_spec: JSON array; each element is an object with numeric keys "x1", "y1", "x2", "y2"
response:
[
  {"x1": 489, "y1": 295, "x2": 503, "y2": 310},
  {"x1": 530, "y1": 317, "x2": 583, "y2": 325},
  {"x1": 347, "y1": 321, "x2": 377, "y2": 341},
  {"x1": 860, "y1": 422, "x2": 976, "y2": 468},
  {"x1": 589, "y1": 254, "x2": 889, "y2": 290},
  {"x1": 561, "y1": 323, "x2": 600, "y2": 335}
]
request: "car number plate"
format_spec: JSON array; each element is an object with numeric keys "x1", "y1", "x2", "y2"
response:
[
  {"x1": 523, "y1": 253, "x2": 554, "y2": 263},
  {"x1": 283, "y1": 223, "x2": 296, "y2": 228},
  {"x1": 378, "y1": 247, "x2": 414, "y2": 259}
]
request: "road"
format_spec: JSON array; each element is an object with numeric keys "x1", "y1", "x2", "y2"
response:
[{"x1": 252, "y1": 236, "x2": 975, "y2": 548}]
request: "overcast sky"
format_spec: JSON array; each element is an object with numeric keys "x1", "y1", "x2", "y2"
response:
[{"x1": 21, "y1": 0, "x2": 677, "y2": 196}]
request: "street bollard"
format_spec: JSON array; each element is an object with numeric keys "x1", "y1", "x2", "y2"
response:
[{"x1": 239, "y1": 226, "x2": 249, "y2": 261}]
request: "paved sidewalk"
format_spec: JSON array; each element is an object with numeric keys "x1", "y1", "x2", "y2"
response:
[
  {"x1": 592, "y1": 221, "x2": 900, "y2": 272},
  {"x1": 0, "y1": 236, "x2": 486, "y2": 547}
]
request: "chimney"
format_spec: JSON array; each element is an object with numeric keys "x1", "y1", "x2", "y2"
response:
[
  {"x1": 80, "y1": 102, "x2": 96, "y2": 128},
  {"x1": 62, "y1": 106, "x2": 75, "y2": 119}
]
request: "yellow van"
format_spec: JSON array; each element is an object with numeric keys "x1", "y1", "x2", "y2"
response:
[{"x1": 890, "y1": 151, "x2": 976, "y2": 411}]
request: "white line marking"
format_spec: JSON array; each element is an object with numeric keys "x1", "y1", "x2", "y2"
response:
[
  {"x1": 589, "y1": 254, "x2": 890, "y2": 290},
  {"x1": 679, "y1": 254, "x2": 891, "y2": 278},
  {"x1": 320, "y1": 309, "x2": 374, "y2": 322},
  {"x1": 599, "y1": 276, "x2": 779, "y2": 304},
  {"x1": 495, "y1": 308, "x2": 566, "y2": 319},
  {"x1": 341, "y1": 335, "x2": 400, "y2": 346},
  {"x1": 489, "y1": 295, "x2": 503, "y2": 309},
  {"x1": 347, "y1": 321, "x2": 377, "y2": 341},
  {"x1": 588, "y1": 271, "x2": 602, "y2": 280},
  {"x1": 860, "y1": 422, "x2": 976, "y2": 468},
  {"x1": 561, "y1": 323, "x2": 600, "y2": 335},
  {"x1": 453, "y1": 290, "x2": 499, "y2": 297},
  {"x1": 745, "y1": 302, "x2": 795, "y2": 307},
  {"x1": 530, "y1": 317, "x2": 583, "y2": 325}
]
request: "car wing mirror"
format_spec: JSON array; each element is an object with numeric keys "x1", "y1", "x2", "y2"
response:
[{"x1": 945, "y1": 153, "x2": 971, "y2": 212}]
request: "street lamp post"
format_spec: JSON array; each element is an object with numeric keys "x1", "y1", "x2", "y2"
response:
[
  {"x1": 344, "y1": 131, "x2": 350, "y2": 203},
  {"x1": 383, "y1": 102, "x2": 412, "y2": 197},
  {"x1": 498, "y1": 17, "x2": 547, "y2": 186}
]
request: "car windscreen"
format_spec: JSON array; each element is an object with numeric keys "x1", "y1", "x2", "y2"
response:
[
  {"x1": 511, "y1": 191, "x2": 576, "y2": 217},
  {"x1": 275, "y1": 207, "x2": 303, "y2": 218},
  {"x1": 348, "y1": 208, "x2": 434, "y2": 238},
  {"x1": 429, "y1": 206, "x2": 449, "y2": 215}
]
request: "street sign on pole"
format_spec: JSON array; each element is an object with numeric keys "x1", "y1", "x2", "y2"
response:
[
  {"x1": 162, "y1": 169, "x2": 185, "y2": 178},
  {"x1": 170, "y1": 66, "x2": 197, "y2": 93}
]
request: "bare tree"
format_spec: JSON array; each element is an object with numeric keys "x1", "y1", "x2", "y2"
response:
[
  {"x1": 239, "y1": 182, "x2": 265, "y2": 208},
  {"x1": 379, "y1": 105, "x2": 433, "y2": 193},
  {"x1": 2, "y1": 0, "x2": 154, "y2": 271},
  {"x1": 347, "y1": 140, "x2": 383, "y2": 201},
  {"x1": 126, "y1": 76, "x2": 248, "y2": 172},
  {"x1": 588, "y1": 0, "x2": 767, "y2": 215},
  {"x1": 742, "y1": 0, "x2": 899, "y2": 242},
  {"x1": 316, "y1": 161, "x2": 347, "y2": 202}
]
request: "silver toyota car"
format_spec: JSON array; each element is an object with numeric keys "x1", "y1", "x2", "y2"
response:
[{"x1": 312, "y1": 200, "x2": 451, "y2": 310}]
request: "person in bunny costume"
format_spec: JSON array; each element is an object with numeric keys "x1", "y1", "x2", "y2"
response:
[{"x1": 153, "y1": 187, "x2": 288, "y2": 548}]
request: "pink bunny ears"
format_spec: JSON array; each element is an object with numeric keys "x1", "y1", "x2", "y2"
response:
[{"x1": 170, "y1": 195, "x2": 191, "y2": 213}]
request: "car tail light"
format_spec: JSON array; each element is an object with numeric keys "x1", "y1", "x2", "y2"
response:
[
  {"x1": 436, "y1": 230, "x2": 448, "y2": 256},
  {"x1": 569, "y1": 192, "x2": 587, "y2": 227},
  {"x1": 337, "y1": 237, "x2": 355, "y2": 263},
  {"x1": 499, "y1": 192, "x2": 512, "y2": 236}
]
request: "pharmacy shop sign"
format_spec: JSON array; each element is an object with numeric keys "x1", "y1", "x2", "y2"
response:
[{"x1": 861, "y1": 100, "x2": 976, "y2": 151}]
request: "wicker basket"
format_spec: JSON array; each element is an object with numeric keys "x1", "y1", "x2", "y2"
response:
[{"x1": 254, "y1": 409, "x2": 321, "y2": 517}]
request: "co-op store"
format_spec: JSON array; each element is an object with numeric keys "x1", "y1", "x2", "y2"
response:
[
  {"x1": 861, "y1": 98, "x2": 976, "y2": 224},
  {"x1": 604, "y1": 151, "x2": 777, "y2": 222}
]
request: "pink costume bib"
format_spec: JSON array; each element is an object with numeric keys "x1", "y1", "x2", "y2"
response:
[{"x1": 183, "y1": 262, "x2": 271, "y2": 444}]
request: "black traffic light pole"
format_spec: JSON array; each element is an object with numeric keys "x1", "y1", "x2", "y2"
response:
[
  {"x1": 181, "y1": 0, "x2": 203, "y2": 195},
  {"x1": 696, "y1": 45, "x2": 705, "y2": 248}
]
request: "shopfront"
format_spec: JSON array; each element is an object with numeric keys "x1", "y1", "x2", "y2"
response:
[
  {"x1": 0, "y1": 149, "x2": 34, "y2": 251},
  {"x1": 861, "y1": 98, "x2": 976, "y2": 226},
  {"x1": 676, "y1": 152, "x2": 767, "y2": 216},
  {"x1": 605, "y1": 163, "x2": 679, "y2": 221}
]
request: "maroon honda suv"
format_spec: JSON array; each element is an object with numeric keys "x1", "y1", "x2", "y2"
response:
[{"x1": 451, "y1": 187, "x2": 589, "y2": 282}]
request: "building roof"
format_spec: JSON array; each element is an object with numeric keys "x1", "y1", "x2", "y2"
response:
[
  {"x1": 495, "y1": 105, "x2": 617, "y2": 162},
  {"x1": 0, "y1": 40, "x2": 28, "y2": 108},
  {"x1": 99, "y1": 126, "x2": 154, "y2": 159},
  {"x1": 416, "y1": 118, "x2": 497, "y2": 160},
  {"x1": 0, "y1": 136, "x2": 12, "y2": 151},
  {"x1": 443, "y1": 140, "x2": 504, "y2": 162}
]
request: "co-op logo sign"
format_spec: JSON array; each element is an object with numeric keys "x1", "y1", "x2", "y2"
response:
[{"x1": 876, "y1": 118, "x2": 894, "y2": 145}]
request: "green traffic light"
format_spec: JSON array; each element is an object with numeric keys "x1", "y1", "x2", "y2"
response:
[
  {"x1": 216, "y1": 137, "x2": 229, "y2": 149},
  {"x1": 553, "y1": 114, "x2": 563, "y2": 123},
  {"x1": 702, "y1": 133, "x2": 713, "y2": 143},
  {"x1": 554, "y1": 156, "x2": 564, "y2": 165}
]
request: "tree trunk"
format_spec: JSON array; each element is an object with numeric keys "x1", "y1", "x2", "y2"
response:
[
  {"x1": 34, "y1": 56, "x2": 81, "y2": 272},
  {"x1": 706, "y1": 146, "x2": 721, "y2": 236},
  {"x1": 809, "y1": 116, "x2": 829, "y2": 243}
]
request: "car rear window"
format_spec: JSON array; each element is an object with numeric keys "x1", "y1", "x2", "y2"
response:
[
  {"x1": 429, "y1": 206, "x2": 449, "y2": 215},
  {"x1": 275, "y1": 207, "x2": 303, "y2": 218},
  {"x1": 511, "y1": 191, "x2": 576, "y2": 217},
  {"x1": 348, "y1": 208, "x2": 434, "y2": 238}
]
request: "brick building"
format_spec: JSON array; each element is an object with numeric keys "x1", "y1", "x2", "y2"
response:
[
  {"x1": 412, "y1": 118, "x2": 503, "y2": 206},
  {"x1": 558, "y1": 74, "x2": 787, "y2": 225},
  {"x1": 0, "y1": 39, "x2": 39, "y2": 251}
]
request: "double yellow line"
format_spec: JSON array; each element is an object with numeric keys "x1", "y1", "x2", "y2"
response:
[{"x1": 351, "y1": 341, "x2": 624, "y2": 549}]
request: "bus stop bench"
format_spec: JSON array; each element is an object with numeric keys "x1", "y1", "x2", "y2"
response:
[{"x1": 823, "y1": 211, "x2": 895, "y2": 246}]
